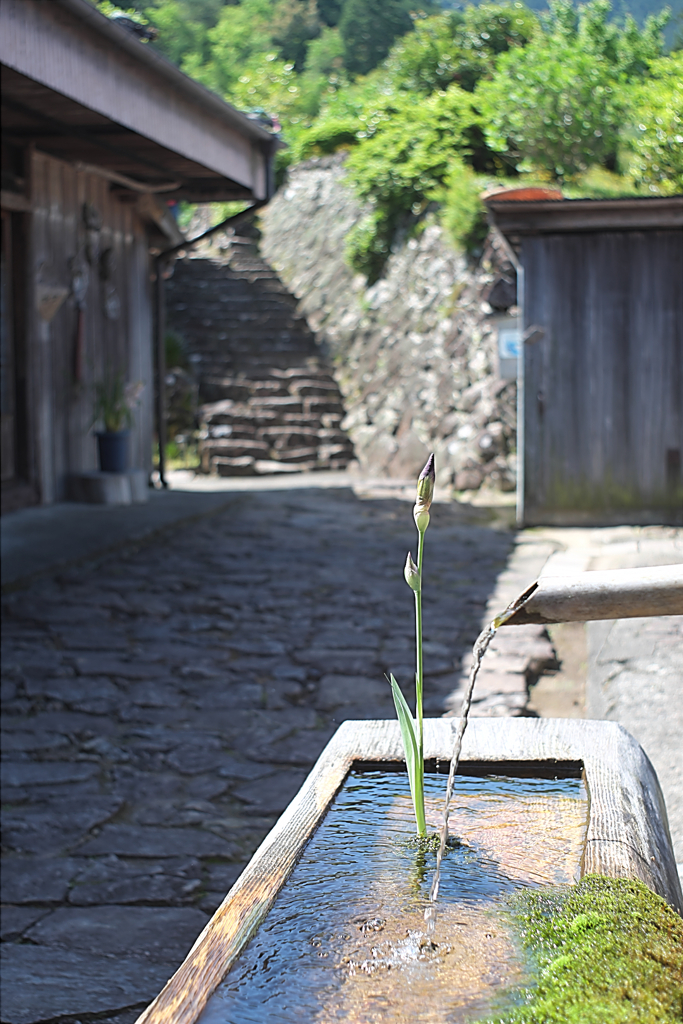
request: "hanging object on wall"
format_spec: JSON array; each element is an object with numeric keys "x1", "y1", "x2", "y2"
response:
[
  {"x1": 70, "y1": 251, "x2": 90, "y2": 384},
  {"x1": 99, "y1": 245, "x2": 121, "y2": 320},
  {"x1": 99, "y1": 246, "x2": 117, "y2": 280},
  {"x1": 37, "y1": 285, "x2": 69, "y2": 323},
  {"x1": 104, "y1": 284, "x2": 121, "y2": 320},
  {"x1": 83, "y1": 202, "x2": 102, "y2": 266}
]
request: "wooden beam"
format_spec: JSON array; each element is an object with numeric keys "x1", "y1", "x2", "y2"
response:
[
  {"x1": 0, "y1": 190, "x2": 31, "y2": 211},
  {"x1": 135, "y1": 718, "x2": 682, "y2": 1024},
  {"x1": 504, "y1": 565, "x2": 683, "y2": 625}
]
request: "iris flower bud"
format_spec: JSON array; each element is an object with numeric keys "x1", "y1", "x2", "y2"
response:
[
  {"x1": 404, "y1": 552, "x2": 421, "y2": 591},
  {"x1": 413, "y1": 453, "x2": 435, "y2": 533}
]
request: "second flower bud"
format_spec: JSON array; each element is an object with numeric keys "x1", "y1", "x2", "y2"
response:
[{"x1": 404, "y1": 551, "x2": 421, "y2": 592}]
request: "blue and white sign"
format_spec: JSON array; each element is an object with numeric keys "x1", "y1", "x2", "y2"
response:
[
  {"x1": 498, "y1": 325, "x2": 521, "y2": 360},
  {"x1": 498, "y1": 319, "x2": 521, "y2": 380}
]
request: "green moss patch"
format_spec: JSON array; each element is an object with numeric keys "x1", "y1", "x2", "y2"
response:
[{"x1": 484, "y1": 875, "x2": 683, "y2": 1024}]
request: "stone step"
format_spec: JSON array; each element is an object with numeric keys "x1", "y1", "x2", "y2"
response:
[
  {"x1": 288, "y1": 379, "x2": 340, "y2": 396},
  {"x1": 303, "y1": 397, "x2": 344, "y2": 415},
  {"x1": 270, "y1": 446, "x2": 322, "y2": 463},
  {"x1": 166, "y1": 248, "x2": 355, "y2": 478},
  {"x1": 202, "y1": 438, "x2": 270, "y2": 459},
  {"x1": 212, "y1": 455, "x2": 258, "y2": 477},
  {"x1": 203, "y1": 423, "x2": 256, "y2": 440},
  {"x1": 249, "y1": 395, "x2": 304, "y2": 412}
]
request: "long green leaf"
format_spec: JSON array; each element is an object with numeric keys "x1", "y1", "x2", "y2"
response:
[{"x1": 390, "y1": 674, "x2": 426, "y2": 835}]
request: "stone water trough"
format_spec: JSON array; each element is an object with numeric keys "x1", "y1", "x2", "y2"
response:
[{"x1": 136, "y1": 565, "x2": 683, "y2": 1024}]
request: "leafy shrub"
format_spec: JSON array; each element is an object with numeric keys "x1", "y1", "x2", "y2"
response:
[
  {"x1": 341, "y1": 86, "x2": 477, "y2": 278},
  {"x1": 439, "y1": 160, "x2": 488, "y2": 254},
  {"x1": 621, "y1": 53, "x2": 683, "y2": 193}
]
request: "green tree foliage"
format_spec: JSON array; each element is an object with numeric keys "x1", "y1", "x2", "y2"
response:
[
  {"x1": 270, "y1": 0, "x2": 321, "y2": 70},
  {"x1": 317, "y1": 0, "x2": 343, "y2": 27},
  {"x1": 439, "y1": 159, "x2": 489, "y2": 253},
  {"x1": 621, "y1": 52, "x2": 683, "y2": 191},
  {"x1": 298, "y1": 26, "x2": 348, "y2": 114},
  {"x1": 98, "y1": 0, "x2": 680, "y2": 280},
  {"x1": 338, "y1": 0, "x2": 413, "y2": 75},
  {"x1": 384, "y1": 4, "x2": 537, "y2": 93},
  {"x1": 476, "y1": 0, "x2": 668, "y2": 180}
]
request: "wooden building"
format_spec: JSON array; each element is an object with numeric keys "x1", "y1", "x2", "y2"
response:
[
  {"x1": 486, "y1": 194, "x2": 683, "y2": 525},
  {"x1": 1, "y1": 0, "x2": 278, "y2": 512}
]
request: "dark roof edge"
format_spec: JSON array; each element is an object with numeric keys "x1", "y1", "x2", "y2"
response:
[
  {"x1": 56, "y1": 0, "x2": 280, "y2": 150},
  {"x1": 485, "y1": 194, "x2": 683, "y2": 211},
  {"x1": 485, "y1": 194, "x2": 683, "y2": 233}
]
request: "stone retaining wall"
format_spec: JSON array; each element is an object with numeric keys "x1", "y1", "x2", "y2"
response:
[{"x1": 260, "y1": 155, "x2": 518, "y2": 491}]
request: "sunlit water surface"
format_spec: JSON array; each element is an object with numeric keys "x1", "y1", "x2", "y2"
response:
[{"x1": 199, "y1": 771, "x2": 587, "y2": 1024}]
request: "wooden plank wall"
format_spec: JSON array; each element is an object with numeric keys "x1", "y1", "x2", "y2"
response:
[
  {"x1": 522, "y1": 229, "x2": 683, "y2": 523},
  {"x1": 29, "y1": 150, "x2": 153, "y2": 502}
]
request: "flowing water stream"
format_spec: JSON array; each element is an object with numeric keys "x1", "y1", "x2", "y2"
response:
[{"x1": 425, "y1": 582, "x2": 539, "y2": 937}]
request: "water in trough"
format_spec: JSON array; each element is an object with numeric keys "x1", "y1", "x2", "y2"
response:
[{"x1": 198, "y1": 768, "x2": 587, "y2": 1024}]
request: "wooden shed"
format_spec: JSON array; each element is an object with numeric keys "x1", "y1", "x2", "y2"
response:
[
  {"x1": 1, "y1": 0, "x2": 278, "y2": 512},
  {"x1": 486, "y1": 194, "x2": 683, "y2": 526}
]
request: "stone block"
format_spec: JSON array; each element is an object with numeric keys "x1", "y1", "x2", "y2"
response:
[
  {"x1": 69, "y1": 858, "x2": 202, "y2": 906},
  {"x1": 1, "y1": 858, "x2": 80, "y2": 904},
  {"x1": 232, "y1": 769, "x2": 309, "y2": 813},
  {"x1": 1, "y1": 761, "x2": 98, "y2": 788},
  {"x1": 68, "y1": 472, "x2": 132, "y2": 505},
  {"x1": 68, "y1": 470, "x2": 149, "y2": 505},
  {"x1": 274, "y1": 446, "x2": 320, "y2": 463},
  {"x1": 1, "y1": 906, "x2": 49, "y2": 941},
  {"x1": 2, "y1": 796, "x2": 123, "y2": 854},
  {"x1": 0, "y1": 944, "x2": 170, "y2": 1024},
  {"x1": 128, "y1": 469, "x2": 149, "y2": 503},
  {"x1": 316, "y1": 673, "x2": 389, "y2": 711},
  {"x1": 205, "y1": 437, "x2": 270, "y2": 457},
  {"x1": 76, "y1": 824, "x2": 237, "y2": 859}
]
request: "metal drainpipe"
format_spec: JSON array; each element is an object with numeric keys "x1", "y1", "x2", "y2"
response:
[
  {"x1": 488, "y1": 217, "x2": 525, "y2": 527},
  {"x1": 154, "y1": 254, "x2": 168, "y2": 488}
]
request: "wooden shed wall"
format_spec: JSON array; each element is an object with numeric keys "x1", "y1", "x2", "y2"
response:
[
  {"x1": 522, "y1": 229, "x2": 683, "y2": 524},
  {"x1": 29, "y1": 150, "x2": 153, "y2": 502}
]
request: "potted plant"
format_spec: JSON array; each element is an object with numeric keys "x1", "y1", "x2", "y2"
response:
[{"x1": 92, "y1": 375, "x2": 143, "y2": 472}]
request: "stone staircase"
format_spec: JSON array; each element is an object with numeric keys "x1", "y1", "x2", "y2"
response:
[{"x1": 166, "y1": 236, "x2": 354, "y2": 476}]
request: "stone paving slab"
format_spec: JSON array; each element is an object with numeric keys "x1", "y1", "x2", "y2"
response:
[{"x1": 1, "y1": 484, "x2": 519, "y2": 1022}]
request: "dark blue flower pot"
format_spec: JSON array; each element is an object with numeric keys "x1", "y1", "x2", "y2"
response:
[{"x1": 97, "y1": 430, "x2": 130, "y2": 473}]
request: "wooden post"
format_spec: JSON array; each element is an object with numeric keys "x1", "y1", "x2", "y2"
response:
[
  {"x1": 504, "y1": 564, "x2": 683, "y2": 626},
  {"x1": 154, "y1": 255, "x2": 167, "y2": 488}
]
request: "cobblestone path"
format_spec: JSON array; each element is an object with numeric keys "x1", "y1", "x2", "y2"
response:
[{"x1": 1, "y1": 488, "x2": 515, "y2": 1024}]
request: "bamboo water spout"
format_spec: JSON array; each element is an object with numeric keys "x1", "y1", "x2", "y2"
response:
[{"x1": 503, "y1": 564, "x2": 683, "y2": 626}]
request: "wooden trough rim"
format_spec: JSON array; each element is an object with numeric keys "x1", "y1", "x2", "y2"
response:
[{"x1": 136, "y1": 718, "x2": 682, "y2": 1024}]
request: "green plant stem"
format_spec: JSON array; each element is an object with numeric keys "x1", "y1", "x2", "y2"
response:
[{"x1": 414, "y1": 526, "x2": 427, "y2": 836}]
